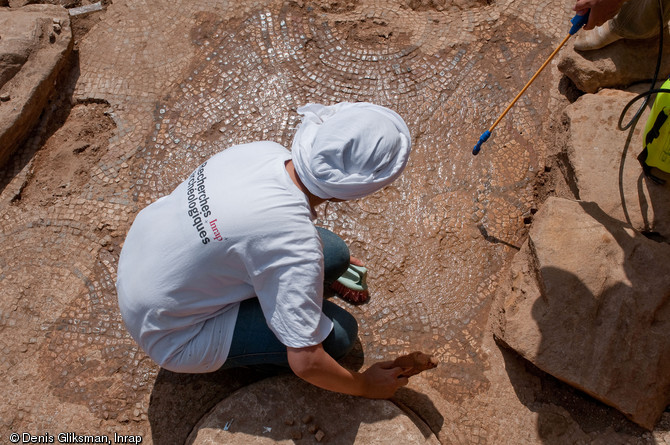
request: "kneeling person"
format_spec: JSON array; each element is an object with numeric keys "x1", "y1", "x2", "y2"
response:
[{"x1": 116, "y1": 102, "x2": 412, "y2": 398}]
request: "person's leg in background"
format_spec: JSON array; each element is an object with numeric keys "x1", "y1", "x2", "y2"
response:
[
  {"x1": 611, "y1": 0, "x2": 670, "y2": 39},
  {"x1": 575, "y1": 0, "x2": 670, "y2": 50}
]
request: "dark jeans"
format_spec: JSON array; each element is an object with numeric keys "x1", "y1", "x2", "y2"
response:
[{"x1": 221, "y1": 227, "x2": 358, "y2": 369}]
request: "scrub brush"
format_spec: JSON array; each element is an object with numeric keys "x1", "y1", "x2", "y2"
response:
[{"x1": 331, "y1": 264, "x2": 369, "y2": 305}]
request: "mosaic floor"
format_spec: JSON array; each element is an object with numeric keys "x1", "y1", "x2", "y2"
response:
[{"x1": 1, "y1": 0, "x2": 668, "y2": 443}]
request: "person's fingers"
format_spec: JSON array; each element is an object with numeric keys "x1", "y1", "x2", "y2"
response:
[
  {"x1": 393, "y1": 367, "x2": 412, "y2": 377},
  {"x1": 573, "y1": 0, "x2": 592, "y2": 11},
  {"x1": 573, "y1": 0, "x2": 599, "y2": 29},
  {"x1": 573, "y1": 5, "x2": 597, "y2": 29},
  {"x1": 376, "y1": 360, "x2": 396, "y2": 369},
  {"x1": 585, "y1": 17, "x2": 597, "y2": 30},
  {"x1": 349, "y1": 256, "x2": 365, "y2": 266},
  {"x1": 396, "y1": 376, "x2": 409, "y2": 387}
]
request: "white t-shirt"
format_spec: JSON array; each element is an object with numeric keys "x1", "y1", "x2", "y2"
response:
[{"x1": 116, "y1": 142, "x2": 334, "y2": 373}]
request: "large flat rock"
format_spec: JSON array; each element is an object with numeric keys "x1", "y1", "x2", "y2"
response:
[
  {"x1": 187, "y1": 374, "x2": 439, "y2": 444},
  {"x1": 563, "y1": 88, "x2": 670, "y2": 239},
  {"x1": 0, "y1": 4, "x2": 72, "y2": 167},
  {"x1": 493, "y1": 197, "x2": 670, "y2": 429}
]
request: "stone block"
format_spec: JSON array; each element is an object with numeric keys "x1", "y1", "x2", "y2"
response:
[
  {"x1": 563, "y1": 88, "x2": 670, "y2": 240},
  {"x1": 494, "y1": 197, "x2": 670, "y2": 429},
  {"x1": 0, "y1": 4, "x2": 72, "y2": 167}
]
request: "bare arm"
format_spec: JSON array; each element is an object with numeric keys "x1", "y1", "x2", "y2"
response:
[
  {"x1": 287, "y1": 343, "x2": 408, "y2": 398},
  {"x1": 574, "y1": 0, "x2": 628, "y2": 30}
]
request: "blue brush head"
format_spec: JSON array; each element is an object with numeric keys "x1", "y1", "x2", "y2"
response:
[
  {"x1": 472, "y1": 130, "x2": 491, "y2": 155},
  {"x1": 569, "y1": 12, "x2": 589, "y2": 35}
]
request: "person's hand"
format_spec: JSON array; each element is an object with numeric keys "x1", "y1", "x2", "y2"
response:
[
  {"x1": 359, "y1": 361, "x2": 409, "y2": 399},
  {"x1": 349, "y1": 255, "x2": 365, "y2": 267},
  {"x1": 288, "y1": 345, "x2": 407, "y2": 398},
  {"x1": 574, "y1": 0, "x2": 627, "y2": 30}
]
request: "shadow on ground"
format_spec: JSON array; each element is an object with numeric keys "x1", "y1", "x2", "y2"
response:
[
  {"x1": 498, "y1": 341, "x2": 652, "y2": 444},
  {"x1": 180, "y1": 373, "x2": 441, "y2": 444},
  {"x1": 148, "y1": 366, "x2": 271, "y2": 445},
  {"x1": 148, "y1": 336, "x2": 443, "y2": 444}
]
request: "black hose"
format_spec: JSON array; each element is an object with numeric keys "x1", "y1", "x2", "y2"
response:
[{"x1": 618, "y1": 88, "x2": 670, "y2": 130}]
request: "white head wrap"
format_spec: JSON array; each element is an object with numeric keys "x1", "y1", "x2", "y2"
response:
[{"x1": 291, "y1": 102, "x2": 412, "y2": 200}]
